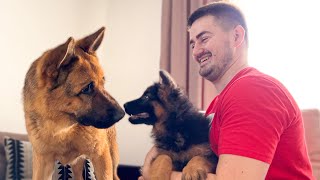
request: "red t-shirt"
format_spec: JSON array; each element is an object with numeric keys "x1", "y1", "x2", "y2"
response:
[{"x1": 206, "y1": 67, "x2": 314, "y2": 179}]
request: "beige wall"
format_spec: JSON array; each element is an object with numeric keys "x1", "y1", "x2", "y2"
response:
[
  {"x1": 105, "y1": 0, "x2": 162, "y2": 166},
  {"x1": 0, "y1": 0, "x2": 161, "y2": 166}
]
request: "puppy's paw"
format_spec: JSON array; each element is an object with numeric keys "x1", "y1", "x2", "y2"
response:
[
  {"x1": 182, "y1": 166, "x2": 207, "y2": 180},
  {"x1": 149, "y1": 154, "x2": 172, "y2": 180}
]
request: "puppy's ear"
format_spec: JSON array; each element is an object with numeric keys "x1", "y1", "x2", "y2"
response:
[
  {"x1": 159, "y1": 69, "x2": 177, "y2": 88},
  {"x1": 77, "y1": 27, "x2": 105, "y2": 53}
]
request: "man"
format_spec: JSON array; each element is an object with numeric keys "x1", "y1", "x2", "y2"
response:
[{"x1": 140, "y1": 2, "x2": 314, "y2": 179}]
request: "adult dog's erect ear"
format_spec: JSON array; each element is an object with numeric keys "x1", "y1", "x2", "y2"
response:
[
  {"x1": 38, "y1": 37, "x2": 75, "y2": 89},
  {"x1": 159, "y1": 69, "x2": 177, "y2": 88},
  {"x1": 77, "y1": 27, "x2": 105, "y2": 53},
  {"x1": 57, "y1": 37, "x2": 75, "y2": 69}
]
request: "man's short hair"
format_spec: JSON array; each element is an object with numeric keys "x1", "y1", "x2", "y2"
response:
[{"x1": 187, "y1": 2, "x2": 248, "y2": 43}]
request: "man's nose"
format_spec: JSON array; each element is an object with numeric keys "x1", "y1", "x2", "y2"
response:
[{"x1": 192, "y1": 43, "x2": 204, "y2": 58}]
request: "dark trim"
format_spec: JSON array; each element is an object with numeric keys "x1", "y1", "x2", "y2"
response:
[{"x1": 118, "y1": 165, "x2": 141, "y2": 180}]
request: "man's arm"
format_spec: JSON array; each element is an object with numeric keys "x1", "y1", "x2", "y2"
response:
[
  {"x1": 214, "y1": 154, "x2": 269, "y2": 179},
  {"x1": 140, "y1": 147, "x2": 269, "y2": 180},
  {"x1": 170, "y1": 154, "x2": 269, "y2": 180}
]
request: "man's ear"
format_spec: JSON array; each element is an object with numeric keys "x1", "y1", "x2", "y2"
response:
[
  {"x1": 76, "y1": 27, "x2": 105, "y2": 53},
  {"x1": 233, "y1": 25, "x2": 245, "y2": 48}
]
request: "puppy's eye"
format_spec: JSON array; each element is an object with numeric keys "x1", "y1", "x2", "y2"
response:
[
  {"x1": 81, "y1": 82, "x2": 94, "y2": 95},
  {"x1": 142, "y1": 95, "x2": 150, "y2": 100}
]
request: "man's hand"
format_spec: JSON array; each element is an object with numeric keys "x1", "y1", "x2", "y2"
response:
[{"x1": 138, "y1": 146, "x2": 159, "y2": 180}]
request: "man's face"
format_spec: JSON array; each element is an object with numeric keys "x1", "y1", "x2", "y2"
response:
[{"x1": 189, "y1": 15, "x2": 233, "y2": 82}]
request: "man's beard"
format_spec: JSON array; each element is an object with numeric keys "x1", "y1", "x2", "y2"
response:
[{"x1": 199, "y1": 46, "x2": 233, "y2": 82}]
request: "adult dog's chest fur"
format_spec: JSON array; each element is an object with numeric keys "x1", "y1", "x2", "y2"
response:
[{"x1": 30, "y1": 118, "x2": 106, "y2": 161}]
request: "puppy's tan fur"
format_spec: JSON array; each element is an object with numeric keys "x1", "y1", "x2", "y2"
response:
[{"x1": 23, "y1": 27, "x2": 124, "y2": 180}]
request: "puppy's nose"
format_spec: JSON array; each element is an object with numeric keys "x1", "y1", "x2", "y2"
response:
[{"x1": 123, "y1": 103, "x2": 128, "y2": 110}]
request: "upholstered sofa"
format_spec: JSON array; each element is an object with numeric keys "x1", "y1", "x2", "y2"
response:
[
  {"x1": 302, "y1": 109, "x2": 320, "y2": 179},
  {"x1": 1, "y1": 109, "x2": 319, "y2": 179},
  {"x1": 0, "y1": 133, "x2": 140, "y2": 180}
]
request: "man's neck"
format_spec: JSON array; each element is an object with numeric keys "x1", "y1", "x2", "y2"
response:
[{"x1": 213, "y1": 52, "x2": 248, "y2": 94}]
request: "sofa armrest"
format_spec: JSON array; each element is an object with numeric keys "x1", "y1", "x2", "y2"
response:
[{"x1": 302, "y1": 109, "x2": 320, "y2": 179}]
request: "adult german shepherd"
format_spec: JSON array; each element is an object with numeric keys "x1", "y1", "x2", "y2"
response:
[
  {"x1": 23, "y1": 27, "x2": 125, "y2": 180},
  {"x1": 124, "y1": 70, "x2": 217, "y2": 180}
]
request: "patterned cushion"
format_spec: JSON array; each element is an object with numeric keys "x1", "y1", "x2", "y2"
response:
[
  {"x1": 4, "y1": 136, "x2": 32, "y2": 180},
  {"x1": 4, "y1": 136, "x2": 95, "y2": 180}
]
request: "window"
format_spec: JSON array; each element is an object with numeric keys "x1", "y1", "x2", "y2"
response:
[{"x1": 234, "y1": 0, "x2": 320, "y2": 109}]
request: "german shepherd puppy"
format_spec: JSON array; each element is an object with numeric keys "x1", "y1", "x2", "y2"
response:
[
  {"x1": 23, "y1": 27, "x2": 125, "y2": 180},
  {"x1": 124, "y1": 70, "x2": 217, "y2": 180}
]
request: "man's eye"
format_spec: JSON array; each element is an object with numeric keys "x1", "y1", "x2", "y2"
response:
[
  {"x1": 81, "y1": 82, "x2": 94, "y2": 95},
  {"x1": 190, "y1": 44, "x2": 195, "y2": 49},
  {"x1": 201, "y1": 37, "x2": 209, "y2": 42}
]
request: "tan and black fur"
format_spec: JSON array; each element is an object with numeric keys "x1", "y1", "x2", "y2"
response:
[
  {"x1": 23, "y1": 27, "x2": 125, "y2": 180},
  {"x1": 124, "y1": 70, "x2": 218, "y2": 180}
]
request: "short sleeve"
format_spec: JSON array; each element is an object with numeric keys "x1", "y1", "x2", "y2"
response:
[{"x1": 217, "y1": 76, "x2": 293, "y2": 163}]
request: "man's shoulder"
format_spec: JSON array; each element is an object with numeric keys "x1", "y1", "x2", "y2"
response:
[
  {"x1": 221, "y1": 68, "x2": 291, "y2": 103},
  {"x1": 230, "y1": 68, "x2": 284, "y2": 91}
]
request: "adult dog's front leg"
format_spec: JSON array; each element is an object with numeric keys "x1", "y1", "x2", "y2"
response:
[
  {"x1": 149, "y1": 154, "x2": 173, "y2": 180},
  {"x1": 91, "y1": 150, "x2": 113, "y2": 180},
  {"x1": 71, "y1": 157, "x2": 85, "y2": 180},
  {"x1": 32, "y1": 151, "x2": 55, "y2": 180},
  {"x1": 109, "y1": 131, "x2": 120, "y2": 180},
  {"x1": 182, "y1": 156, "x2": 214, "y2": 180},
  {"x1": 103, "y1": 126, "x2": 120, "y2": 180}
]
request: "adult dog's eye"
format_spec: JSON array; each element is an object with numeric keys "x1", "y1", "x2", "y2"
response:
[{"x1": 81, "y1": 82, "x2": 94, "y2": 95}]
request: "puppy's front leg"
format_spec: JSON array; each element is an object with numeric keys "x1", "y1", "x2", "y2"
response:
[
  {"x1": 150, "y1": 154, "x2": 173, "y2": 180},
  {"x1": 182, "y1": 156, "x2": 214, "y2": 180},
  {"x1": 32, "y1": 151, "x2": 55, "y2": 180}
]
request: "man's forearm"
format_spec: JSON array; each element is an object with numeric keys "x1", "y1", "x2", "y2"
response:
[
  {"x1": 170, "y1": 171, "x2": 182, "y2": 179},
  {"x1": 170, "y1": 171, "x2": 217, "y2": 180},
  {"x1": 206, "y1": 173, "x2": 217, "y2": 180}
]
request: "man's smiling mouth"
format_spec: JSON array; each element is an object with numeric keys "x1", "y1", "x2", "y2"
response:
[
  {"x1": 198, "y1": 54, "x2": 212, "y2": 65},
  {"x1": 200, "y1": 56, "x2": 209, "y2": 63}
]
